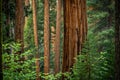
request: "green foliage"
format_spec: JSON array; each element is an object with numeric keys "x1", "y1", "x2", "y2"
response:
[
  {"x1": 70, "y1": 26, "x2": 115, "y2": 80},
  {"x1": 3, "y1": 42, "x2": 37, "y2": 80},
  {"x1": 2, "y1": 42, "x2": 63, "y2": 80},
  {"x1": 40, "y1": 72, "x2": 62, "y2": 80},
  {"x1": 2, "y1": 0, "x2": 115, "y2": 80}
]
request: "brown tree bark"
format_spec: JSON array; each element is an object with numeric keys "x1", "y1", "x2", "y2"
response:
[
  {"x1": 51, "y1": 26, "x2": 55, "y2": 52},
  {"x1": 25, "y1": 0, "x2": 29, "y2": 6},
  {"x1": 54, "y1": 0, "x2": 62, "y2": 74},
  {"x1": 115, "y1": 0, "x2": 120, "y2": 79},
  {"x1": 44, "y1": 0, "x2": 50, "y2": 73},
  {"x1": 15, "y1": 0, "x2": 25, "y2": 54},
  {"x1": 62, "y1": 0, "x2": 87, "y2": 73},
  {"x1": 32, "y1": 0, "x2": 40, "y2": 80}
]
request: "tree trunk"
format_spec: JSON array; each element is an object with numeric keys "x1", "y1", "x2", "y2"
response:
[
  {"x1": 62, "y1": 0, "x2": 87, "y2": 73},
  {"x1": 25, "y1": 0, "x2": 29, "y2": 6},
  {"x1": 32, "y1": 0, "x2": 40, "y2": 80},
  {"x1": 44, "y1": 0, "x2": 50, "y2": 73},
  {"x1": 24, "y1": 0, "x2": 29, "y2": 28},
  {"x1": 15, "y1": 0, "x2": 25, "y2": 54},
  {"x1": 54, "y1": 0, "x2": 62, "y2": 74},
  {"x1": 115, "y1": 0, "x2": 120, "y2": 79}
]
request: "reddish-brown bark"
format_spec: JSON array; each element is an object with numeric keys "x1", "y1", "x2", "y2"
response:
[
  {"x1": 44, "y1": 0, "x2": 50, "y2": 73},
  {"x1": 54, "y1": 0, "x2": 62, "y2": 74},
  {"x1": 32, "y1": 0, "x2": 40, "y2": 80},
  {"x1": 15, "y1": 0, "x2": 25, "y2": 54},
  {"x1": 62, "y1": 0, "x2": 87, "y2": 73}
]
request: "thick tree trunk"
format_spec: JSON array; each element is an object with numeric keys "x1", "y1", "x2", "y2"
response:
[
  {"x1": 15, "y1": 0, "x2": 25, "y2": 54},
  {"x1": 44, "y1": 0, "x2": 50, "y2": 73},
  {"x1": 62, "y1": 0, "x2": 87, "y2": 73},
  {"x1": 54, "y1": 0, "x2": 62, "y2": 74},
  {"x1": 32, "y1": 0, "x2": 40, "y2": 80},
  {"x1": 115, "y1": 0, "x2": 120, "y2": 79}
]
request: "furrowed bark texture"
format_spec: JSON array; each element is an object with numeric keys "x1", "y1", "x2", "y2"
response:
[
  {"x1": 62, "y1": 0, "x2": 87, "y2": 73},
  {"x1": 32, "y1": 0, "x2": 40, "y2": 80},
  {"x1": 55, "y1": 0, "x2": 62, "y2": 74},
  {"x1": 44, "y1": 0, "x2": 50, "y2": 73},
  {"x1": 15, "y1": 0, "x2": 25, "y2": 54}
]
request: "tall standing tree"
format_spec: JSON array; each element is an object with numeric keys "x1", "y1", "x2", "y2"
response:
[
  {"x1": 62, "y1": 0, "x2": 87, "y2": 73},
  {"x1": 44, "y1": 0, "x2": 50, "y2": 73},
  {"x1": 15, "y1": 0, "x2": 25, "y2": 54},
  {"x1": 54, "y1": 0, "x2": 62, "y2": 74},
  {"x1": 32, "y1": 0, "x2": 40, "y2": 80},
  {"x1": 115, "y1": 0, "x2": 120, "y2": 79}
]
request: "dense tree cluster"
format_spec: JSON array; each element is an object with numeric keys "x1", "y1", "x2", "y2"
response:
[{"x1": 0, "y1": 0, "x2": 120, "y2": 80}]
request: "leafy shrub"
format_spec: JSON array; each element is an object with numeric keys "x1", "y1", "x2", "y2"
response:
[{"x1": 3, "y1": 42, "x2": 37, "y2": 80}]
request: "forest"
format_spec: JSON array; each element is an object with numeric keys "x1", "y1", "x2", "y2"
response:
[{"x1": 0, "y1": 0, "x2": 120, "y2": 80}]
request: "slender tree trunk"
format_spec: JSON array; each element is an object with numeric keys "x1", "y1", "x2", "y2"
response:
[
  {"x1": 25, "y1": 0, "x2": 29, "y2": 6},
  {"x1": 32, "y1": 0, "x2": 40, "y2": 80},
  {"x1": 0, "y1": 0, "x2": 3, "y2": 79},
  {"x1": 24, "y1": 0, "x2": 29, "y2": 28},
  {"x1": 44, "y1": 0, "x2": 50, "y2": 73},
  {"x1": 62, "y1": 0, "x2": 87, "y2": 73},
  {"x1": 51, "y1": 26, "x2": 55, "y2": 52},
  {"x1": 54, "y1": 0, "x2": 62, "y2": 74},
  {"x1": 115, "y1": 0, "x2": 120, "y2": 79},
  {"x1": 15, "y1": 0, "x2": 25, "y2": 54}
]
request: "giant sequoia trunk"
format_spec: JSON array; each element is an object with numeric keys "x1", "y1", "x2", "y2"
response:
[
  {"x1": 32, "y1": 0, "x2": 40, "y2": 80},
  {"x1": 54, "y1": 0, "x2": 62, "y2": 74},
  {"x1": 115, "y1": 0, "x2": 120, "y2": 79},
  {"x1": 44, "y1": 0, "x2": 50, "y2": 73},
  {"x1": 15, "y1": 0, "x2": 25, "y2": 54},
  {"x1": 62, "y1": 0, "x2": 87, "y2": 73}
]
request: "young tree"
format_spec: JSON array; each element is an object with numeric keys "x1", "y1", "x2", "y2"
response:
[
  {"x1": 62, "y1": 0, "x2": 87, "y2": 73},
  {"x1": 115, "y1": 0, "x2": 120, "y2": 79},
  {"x1": 44, "y1": 0, "x2": 50, "y2": 73},
  {"x1": 15, "y1": 0, "x2": 25, "y2": 54},
  {"x1": 32, "y1": 0, "x2": 40, "y2": 80},
  {"x1": 54, "y1": 0, "x2": 62, "y2": 74}
]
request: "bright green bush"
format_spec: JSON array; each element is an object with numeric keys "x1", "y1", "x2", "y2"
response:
[{"x1": 3, "y1": 42, "x2": 37, "y2": 80}]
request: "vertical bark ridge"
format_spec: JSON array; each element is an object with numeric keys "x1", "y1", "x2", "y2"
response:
[
  {"x1": 55, "y1": 0, "x2": 62, "y2": 74},
  {"x1": 32, "y1": 0, "x2": 40, "y2": 80},
  {"x1": 44, "y1": 0, "x2": 50, "y2": 73},
  {"x1": 15, "y1": 0, "x2": 25, "y2": 54},
  {"x1": 62, "y1": 0, "x2": 87, "y2": 74}
]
